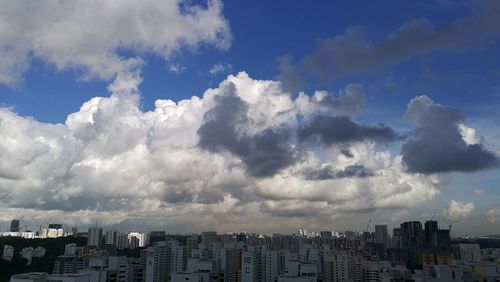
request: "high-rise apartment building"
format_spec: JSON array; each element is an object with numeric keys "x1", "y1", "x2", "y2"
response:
[
  {"x1": 225, "y1": 246, "x2": 243, "y2": 282},
  {"x1": 87, "y1": 227, "x2": 103, "y2": 248},
  {"x1": 105, "y1": 230, "x2": 118, "y2": 245},
  {"x1": 323, "y1": 251, "x2": 351, "y2": 282},
  {"x1": 241, "y1": 251, "x2": 256, "y2": 282},
  {"x1": 145, "y1": 242, "x2": 168, "y2": 282}
]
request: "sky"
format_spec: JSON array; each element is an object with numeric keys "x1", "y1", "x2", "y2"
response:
[{"x1": 0, "y1": 0, "x2": 499, "y2": 236}]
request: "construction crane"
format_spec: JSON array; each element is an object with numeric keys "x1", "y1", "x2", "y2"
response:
[
  {"x1": 442, "y1": 216, "x2": 453, "y2": 232},
  {"x1": 365, "y1": 218, "x2": 372, "y2": 233},
  {"x1": 429, "y1": 210, "x2": 437, "y2": 221}
]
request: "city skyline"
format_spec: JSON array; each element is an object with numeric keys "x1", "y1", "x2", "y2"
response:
[
  {"x1": 0, "y1": 1, "x2": 500, "y2": 235},
  {"x1": 3, "y1": 218, "x2": 500, "y2": 281}
]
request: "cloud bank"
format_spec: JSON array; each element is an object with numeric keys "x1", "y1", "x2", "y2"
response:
[{"x1": 0, "y1": 72, "x2": 448, "y2": 231}]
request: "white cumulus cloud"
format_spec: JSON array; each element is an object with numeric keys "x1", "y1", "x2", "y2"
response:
[
  {"x1": 443, "y1": 200, "x2": 475, "y2": 222},
  {"x1": 487, "y1": 208, "x2": 500, "y2": 223},
  {"x1": 0, "y1": 0, "x2": 231, "y2": 86}
]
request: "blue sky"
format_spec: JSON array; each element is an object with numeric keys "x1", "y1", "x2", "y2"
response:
[
  {"x1": 5, "y1": 1, "x2": 499, "y2": 123},
  {"x1": 0, "y1": 0, "x2": 499, "y2": 234}
]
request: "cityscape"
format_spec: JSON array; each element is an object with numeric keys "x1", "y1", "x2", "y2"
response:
[
  {"x1": 1, "y1": 219, "x2": 500, "y2": 281},
  {"x1": 1, "y1": 0, "x2": 500, "y2": 281}
]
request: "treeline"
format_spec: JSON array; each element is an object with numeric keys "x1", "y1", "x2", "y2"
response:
[{"x1": 0, "y1": 236, "x2": 86, "y2": 282}]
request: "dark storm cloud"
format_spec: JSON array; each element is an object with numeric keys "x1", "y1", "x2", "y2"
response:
[
  {"x1": 276, "y1": 55, "x2": 303, "y2": 92},
  {"x1": 281, "y1": 1, "x2": 500, "y2": 83},
  {"x1": 298, "y1": 115, "x2": 399, "y2": 145},
  {"x1": 401, "y1": 96, "x2": 498, "y2": 174},
  {"x1": 197, "y1": 83, "x2": 296, "y2": 177},
  {"x1": 163, "y1": 188, "x2": 193, "y2": 203},
  {"x1": 340, "y1": 149, "x2": 354, "y2": 158},
  {"x1": 317, "y1": 83, "x2": 364, "y2": 114},
  {"x1": 163, "y1": 187, "x2": 224, "y2": 204},
  {"x1": 304, "y1": 164, "x2": 374, "y2": 180}
]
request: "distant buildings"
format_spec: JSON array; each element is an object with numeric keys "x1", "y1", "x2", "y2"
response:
[
  {"x1": 6, "y1": 220, "x2": 500, "y2": 282},
  {"x1": 39, "y1": 227, "x2": 65, "y2": 239},
  {"x1": 10, "y1": 219, "x2": 20, "y2": 232},
  {"x1": 87, "y1": 227, "x2": 103, "y2": 248},
  {"x1": 128, "y1": 232, "x2": 148, "y2": 248},
  {"x1": 1, "y1": 221, "x2": 72, "y2": 239}
]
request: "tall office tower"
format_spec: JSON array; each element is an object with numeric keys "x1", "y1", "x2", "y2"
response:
[
  {"x1": 201, "y1": 231, "x2": 218, "y2": 248},
  {"x1": 87, "y1": 227, "x2": 103, "y2": 248},
  {"x1": 225, "y1": 246, "x2": 243, "y2": 282},
  {"x1": 145, "y1": 242, "x2": 168, "y2": 282},
  {"x1": 105, "y1": 230, "x2": 118, "y2": 245},
  {"x1": 401, "y1": 221, "x2": 424, "y2": 270},
  {"x1": 375, "y1": 225, "x2": 388, "y2": 248},
  {"x1": 436, "y1": 229, "x2": 451, "y2": 249},
  {"x1": 424, "y1": 220, "x2": 439, "y2": 247},
  {"x1": 323, "y1": 251, "x2": 350, "y2": 282},
  {"x1": 392, "y1": 228, "x2": 402, "y2": 248},
  {"x1": 10, "y1": 219, "x2": 20, "y2": 232}
]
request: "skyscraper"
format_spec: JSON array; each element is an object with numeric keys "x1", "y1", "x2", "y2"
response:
[
  {"x1": 375, "y1": 225, "x2": 388, "y2": 248},
  {"x1": 105, "y1": 230, "x2": 118, "y2": 245},
  {"x1": 424, "y1": 220, "x2": 439, "y2": 247},
  {"x1": 401, "y1": 221, "x2": 424, "y2": 270},
  {"x1": 10, "y1": 219, "x2": 20, "y2": 232},
  {"x1": 87, "y1": 227, "x2": 103, "y2": 248}
]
